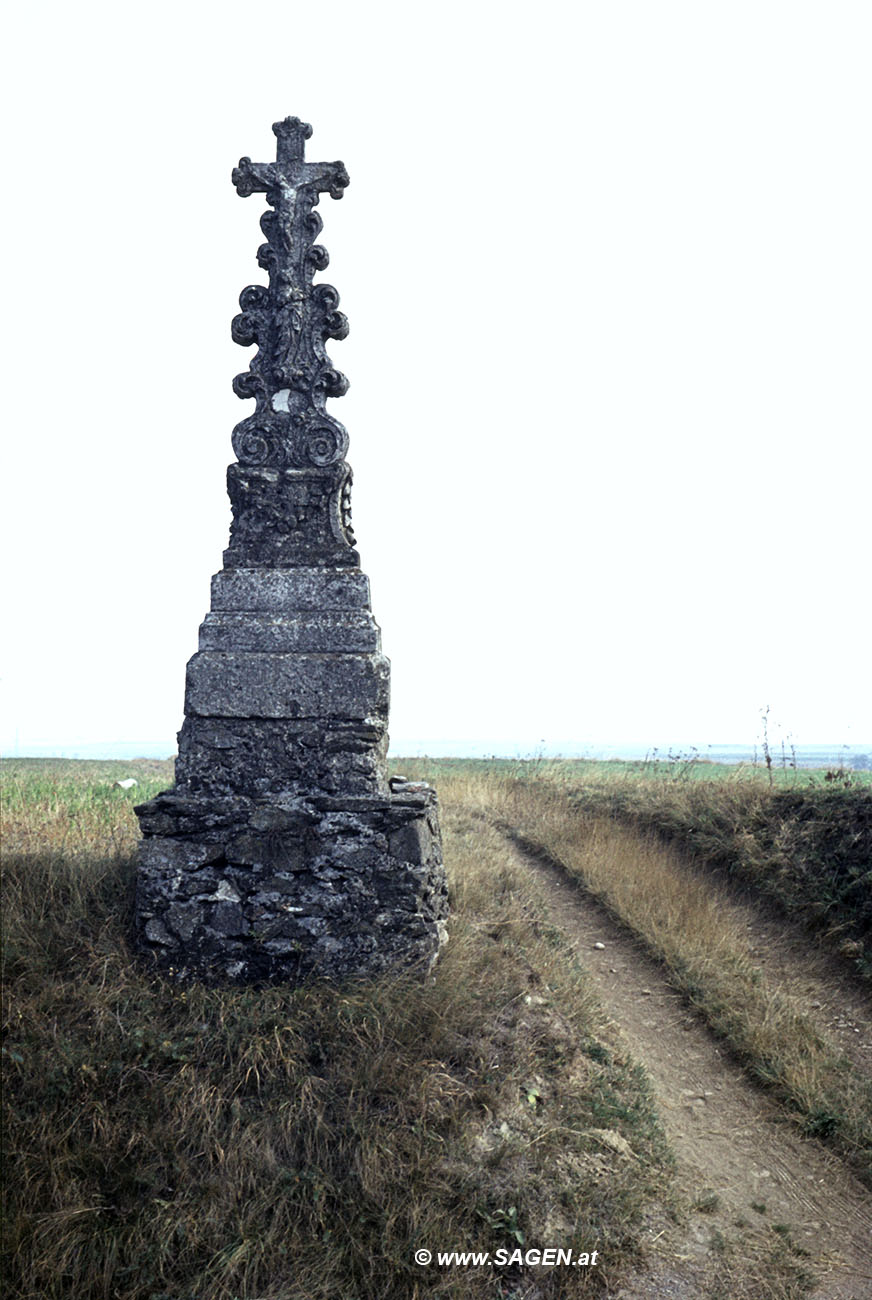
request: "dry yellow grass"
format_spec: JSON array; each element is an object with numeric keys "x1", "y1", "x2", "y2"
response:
[
  {"x1": 472, "y1": 772, "x2": 872, "y2": 1185},
  {"x1": 2, "y1": 760, "x2": 674, "y2": 1300}
]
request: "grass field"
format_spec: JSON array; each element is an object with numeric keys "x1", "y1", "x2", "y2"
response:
[
  {"x1": 2, "y1": 758, "x2": 673, "y2": 1300},
  {"x1": 3, "y1": 755, "x2": 869, "y2": 1298}
]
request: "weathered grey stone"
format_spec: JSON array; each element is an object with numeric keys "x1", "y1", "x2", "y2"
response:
[
  {"x1": 136, "y1": 793, "x2": 251, "y2": 836},
  {"x1": 248, "y1": 806, "x2": 311, "y2": 832},
  {"x1": 166, "y1": 902, "x2": 202, "y2": 941},
  {"x1": 223, "y1": 463, "x2": 360, "y2": 570},
  {"x1": 184, "y1": 651, "x2": 390, "y2": 720},
  {"x1": 263, "y1": 938, "x2": 300, "y2": 956},
  {"x1": 211, "y1": 568, "x2": 370, "y2": 613},
  {"x1": 135, "y1": 117, "x2": 447, "y2": 985},
  {"x1": 139, "y1": 838, "x2": 225, "y2": 873},
  {"x1": 260, "y1": 875, "x2": 298, "y2": 894},
  {"x1": 226, "y1": 831, "x2": 306, "y2": 871},
  {"x1": 173, "y1": 717, "x2": 388, "y2": 800},
  {"x1": 210, "y1": 901, "x2": 247, "y2": 935},
  {"x1": 389, "y1": 819, "x2": 431, "y2": 865},
  {"x1": 145, "y1": 917, "x2": 173, "y2": 946},
  {"x1": 135, "y1": 787, "x2": 448, "y2": 982},
  {"x1": 198, "y1": 611, "x2": 381, "y2": 653}
]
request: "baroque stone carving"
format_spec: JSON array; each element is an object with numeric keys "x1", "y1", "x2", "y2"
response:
[
  {"x1": 230, "y1": 117, "x2": 351, "y2": 473},
  {"x1": 134, "y1": 120, "x2": 448, "y2": 983}
]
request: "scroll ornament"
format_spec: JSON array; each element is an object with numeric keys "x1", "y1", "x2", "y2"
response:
[{"x1": 230, "y1": 118, "x2": 351, "y2": 470}]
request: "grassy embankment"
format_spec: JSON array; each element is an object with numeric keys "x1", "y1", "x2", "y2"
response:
[
  {"x1": 396, "y1": 758, "x2": 872, "y2": 1188},
  {"x1": 571, "y1": 760, "x2": 871, "y2": 981},
  {"x1": 2, "y1": 758, "x2": 676, "y2": 1300},
  {"x1": 399, "y1": 757, "x2": 872, "y2": 977}
]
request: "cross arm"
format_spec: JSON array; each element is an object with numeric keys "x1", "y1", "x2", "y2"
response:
[
  {"x1": 305, "y1": 159, "x2": 350, "y2": 200},
  {"x1": 232, "y1": 158, "x2": 275, "y2": 197}
]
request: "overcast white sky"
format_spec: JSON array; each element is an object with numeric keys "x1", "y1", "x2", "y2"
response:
[{"x1": 2, "y1": 1, "x2": 870, "y2": 758}]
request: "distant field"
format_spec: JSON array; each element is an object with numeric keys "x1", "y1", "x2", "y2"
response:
[{"x1": 393, "y1": 753, "x2": 872, "y2": 789}]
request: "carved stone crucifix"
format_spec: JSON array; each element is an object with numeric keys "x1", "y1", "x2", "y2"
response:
[
  {"x1": 230, "y1": 116, "x2": 351, "y2": 473},
  {"x1": 134, "y1": 118, "x2": 448, "y2": 985}
]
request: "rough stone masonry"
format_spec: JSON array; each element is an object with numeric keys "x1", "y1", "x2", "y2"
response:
[{"x1": 134, "y1": 118, "x2": 448, "y2": 982}]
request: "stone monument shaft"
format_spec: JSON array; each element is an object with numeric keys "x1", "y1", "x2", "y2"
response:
[{"x1": 135, "y1": 118, "x2": 448, "y2": 983}]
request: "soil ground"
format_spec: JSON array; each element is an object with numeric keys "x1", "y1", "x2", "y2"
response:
[{"x1": 493, "y1": 826, "x2": 872, "y2": 1299}]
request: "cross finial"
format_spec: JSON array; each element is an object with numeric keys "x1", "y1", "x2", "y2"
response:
[
  {"x1": 274, "y1": 116, "x2": 312, "y2": 172},
  {"x1": 232, "y1": 118, "x2": 349, "y2": 199}
]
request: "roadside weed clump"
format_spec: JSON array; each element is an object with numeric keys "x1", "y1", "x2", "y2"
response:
[{"x1": 1, "y1": 760, "x2": 671, "y2": 1300}]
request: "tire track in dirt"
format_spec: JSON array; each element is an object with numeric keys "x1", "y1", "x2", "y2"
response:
[{"x1": 495, "y1": 827, "x2": 872, "y2": 1299}]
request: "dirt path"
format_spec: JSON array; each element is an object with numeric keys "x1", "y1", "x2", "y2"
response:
[{"x1": 494, "y1": 828, "x2": 872, "y2": 1299}]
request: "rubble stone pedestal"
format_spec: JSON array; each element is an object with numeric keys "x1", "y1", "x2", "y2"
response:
[
  {"x1": 134, "y1": 118, "x2": 448, "y2": 982},
  {"x1": 136, "y1": 786, "x2": 446, "y2": 984}
]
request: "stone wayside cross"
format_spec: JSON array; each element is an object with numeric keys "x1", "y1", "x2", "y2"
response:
[{"x1": 134, "y1": 118, "x2": 448, "y2": 983}]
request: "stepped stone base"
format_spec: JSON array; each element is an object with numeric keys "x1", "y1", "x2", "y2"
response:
[
  {"x1": 135, "y1": 550, "x2": 448, "y2": 984},
  {"x1": 135, "y1": 783, "x2": 448, "y2": 983}
]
